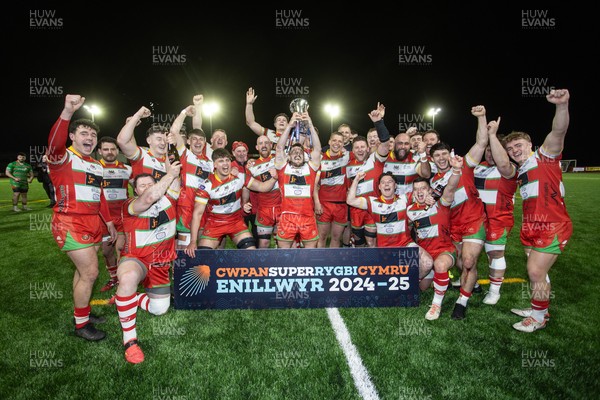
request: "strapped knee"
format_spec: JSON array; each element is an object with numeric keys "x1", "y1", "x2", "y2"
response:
[
  {"x1": 364, "y1": 230, "x2": 377, "y2": 239},
  {"x1": 490, "y1": 257, "x2": 506, "y2": 271},
  {"x1": 148, "y1": 296, "x2": 170, "y2": 316},
  {"x1": 237, "y1": 237, "x2": 256, "y2": 249},
  {"x1": 351, "y1": 227, "x2": 366, "y2": 246}
]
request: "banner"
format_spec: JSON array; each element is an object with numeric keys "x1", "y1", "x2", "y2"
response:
[{"x1": 173, "y1": 247, "x2": 419, "y2": 310}]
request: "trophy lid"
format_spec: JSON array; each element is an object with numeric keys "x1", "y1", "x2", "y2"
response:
[{"x1": 289, "y1": 98, "x2": 309, "y2": 114}]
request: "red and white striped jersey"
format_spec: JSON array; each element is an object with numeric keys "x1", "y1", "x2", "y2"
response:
[
  {"x1": 366, "y1": 195, "x2": 413, "y2": 247},
  {"x1": 247, "y1": 154, "x2": 281, "y2": 208},
  {"x1": 379, "y1": 151, "x2": 422, "y2": 196},
  {"x1": 178, "y1": 148, "x2": 213, "y2": 209},
  {"x1": 430, "y1": 163, "x2": 485, "y2": 224},
  {"x1": 194, "y1": 173, "x2": 249, "y2": 223},
  {"x1": 517, "y1": 148, "x2": 570, "y2": 224},
  {"x1": 318, "y1": 150, "x2": 350, "y2": 202},
  {"x1": 407, "y1": 201, "x2": 453, "y2": 256},
  {"x1": 49, "y1": 146, "x2": 105, "y2": 215},
  {"x1": 278, "y1": 162, "x2": 318, "y2": 216},
  {"x1": 346, "y1": 153, "x2": 384, "y2": 197},
  {"x1": 121, "y1": 194, "x2": 178, "y2": 262},
  {"x1": 129, "y1": 146, "x2": 166, "y2": 180},
  {"x1": 474, "y1": 161, "x2": 517, "y2": 228},
  {"x1": 101, "y1": 160, "x2": 132, "y2": 220}
]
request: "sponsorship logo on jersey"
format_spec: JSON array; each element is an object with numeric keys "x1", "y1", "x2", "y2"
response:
[
  {"x1": 521, "y1": 10, "x2": 556, "y2": 29},
  {"x1": 29, "y1": 77, "x2": 63, "y2": 97},
  {"x1": 275, "y1": 10, "x2": 310, "y2": 29},
  {"x1": 398, "y1": 45, "x2": 432, "y2": 66},
  {"x1": 260, "y1": 171, "x2": 272, "y2": 181},
  {"x1": 324, "y1": 166, "x2": 342, "y2": 178},
  {"x1": 152, "y1": 45, "x2": 187, "y2": 66},
  {"x1": 152, "y1": 169, "x2": 166, "y2": 180},
  {"x1": 195, "y1": 167, "x2": 209, "y2": 180},
  {"x1": 289, "y1": 174, "x2": 306, "y2": 185}
]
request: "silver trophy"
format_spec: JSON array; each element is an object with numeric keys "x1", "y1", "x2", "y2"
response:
[{"x1": 289, "y1": 98, "x2": 310, "y2": 146}]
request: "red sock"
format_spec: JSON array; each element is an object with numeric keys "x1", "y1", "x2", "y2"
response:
[
  {"x1": 457, "y1": 288, "x2": 472, "y2": 307},
  {"x1": 137, "y1": 293, "x2": 150, "y2": 311},
  {"x1": 74, "y1": 305, "x2": 91, "y2": 329},
  {"x1": 432, "y1": 271, "x2": 449, "y2": 305},
  {"x1": 106, "y1": 265, "x2": 118, "y2": 280},
  {"x1": 531, "y1": 298, "x2": 550, "y2": 323}
]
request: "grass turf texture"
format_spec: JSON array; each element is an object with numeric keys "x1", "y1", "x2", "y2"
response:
[{"x1": 0, "y1": 174, "x2": 599, "y2": 399}]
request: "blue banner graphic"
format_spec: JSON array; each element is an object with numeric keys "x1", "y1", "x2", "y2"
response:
[{"x1": 173, "y1": 247, "x2": 419, "y2": 309}]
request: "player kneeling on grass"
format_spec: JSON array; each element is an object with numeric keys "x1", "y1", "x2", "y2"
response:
[
  {"x1": 407, "y1": 154, "x2": 463, "y2": 320},
  {"x1": 347, "y1": 171, "x2": 434, "y2": 290},
  {"x1": 115, "y1": 158, "x2": 181, "y2": 364}
]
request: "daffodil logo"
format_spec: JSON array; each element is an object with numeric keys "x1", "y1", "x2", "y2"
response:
[{"x1": 179, "y1": 265, "x2": 210, "y2": 297}]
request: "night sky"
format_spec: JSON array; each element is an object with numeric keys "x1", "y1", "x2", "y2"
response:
[{"x1": 4, "y1": 4, "x2": 594, "y2": 168}]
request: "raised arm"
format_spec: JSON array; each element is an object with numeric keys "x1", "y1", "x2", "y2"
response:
[
  {"x1": 245, "y1": 87, "x2": 266, "y2": 136},
  {"x1": 466, "y1": 105, "x2": 489, "y2": 166},
  {"x1": 368, "y1": 103, "x2": 391, "y2": 158},
  {"x1": 542, "y1": 89, "x2": 570, "y2": 156},
  {"x1": 346, "y1": 171, "x2": 368, "y2": 210},
  {"x1": 48, "y1": 94, "x2": 86, "y2": 162},
  {"x1": 192, "y1": 94, "x2": 203, "y2": 130},
  {"x1": 488, "y1": 117, "x2": 516, "y2": 179},
  {"x1": 415, "y1": 139, "x2": 431, "y2": 178},
  {"x1": 305, "y1": 111, "x2": 322, "y2": 167},
  {"x1": 130, "y1": 160, "x2": 181, "y2": 214},
  {"x1": 441, "y1": 154, "x2": 464, "y2": 205},
  {"x1": 170, "y1": 105, "x2": 195, "y2": 149},
  {"x1": 274, "y1": 113, "x2": 298, "y2": 168},
  {"x1": 117, "y1": 106, "x2": 151, "y2": 158}
]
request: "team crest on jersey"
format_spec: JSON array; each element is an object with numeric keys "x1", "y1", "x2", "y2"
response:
[
  {"x1": 88, "y1": 164, "x2": 101, "y2": 173},
  {"x1": 179, "y1": 265, "x2": 211, "y2": 296}
]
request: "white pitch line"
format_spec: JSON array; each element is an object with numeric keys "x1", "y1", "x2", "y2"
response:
[{"x1": 326, "y1": 307, "x2": 380, "y2": 400}]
